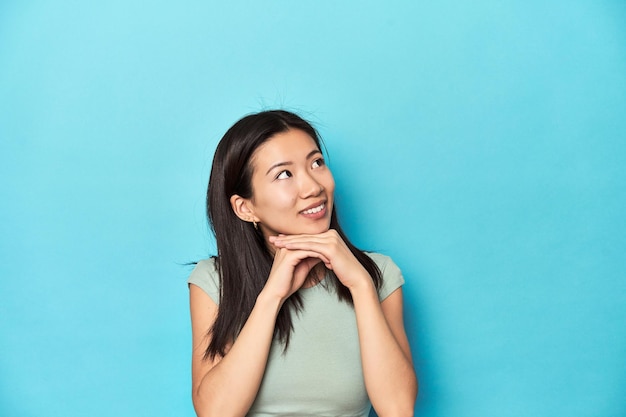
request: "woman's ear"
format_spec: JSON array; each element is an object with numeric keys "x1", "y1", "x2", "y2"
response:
[{"x1": 230, "y1": 194, "x2": 258, "y2": 224}]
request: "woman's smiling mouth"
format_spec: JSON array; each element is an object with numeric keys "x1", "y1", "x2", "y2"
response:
[{"x1": 300, "y1": 202, "x2": 327, "y2": 218}]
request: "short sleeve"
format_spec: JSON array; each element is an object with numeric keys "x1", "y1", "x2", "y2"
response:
[
  {"x1": 367, "y1": 252, "x2": 405, "y2": 301},
  {"x1": 187, "y1": 258, "x2": 220, "y2": 304}
]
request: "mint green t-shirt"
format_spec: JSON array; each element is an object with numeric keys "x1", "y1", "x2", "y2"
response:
[{"x1": 188, "y1": 252, "x2": 405, "y2": 417}]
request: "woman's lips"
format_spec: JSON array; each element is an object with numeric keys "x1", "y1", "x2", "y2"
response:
[{"x1": 300, "y1": 202, "x2": 327, "y2": 219}]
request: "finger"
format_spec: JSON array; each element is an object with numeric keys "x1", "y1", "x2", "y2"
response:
[
  {"x1": 278, "y1": 230, "x2": 339, "y2": 242},
  {"x1": 288, "y1": 249, "x2": 331, "y2": 266},
  {"x1": 273, "y1": 232, "x2": 328, "y2": 240},
  {"x1": 278, "y1": 239, "x2": 337, "y2": 256},
  {"x1": 268, "y1": 233, "x2": 288, "y2": 242},
  {"x1": 272, "y1": 235, "x2": 332, "y2": 248},
  {"x1": 274, "y1": 246, "x2": 328, "y2": 263}
]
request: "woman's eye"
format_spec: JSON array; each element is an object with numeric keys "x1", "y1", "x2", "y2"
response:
[
  {"x1": 312, "y1": 158, "x2": 325, "y2": 169},
  {"x1": 276, "y1": 170, "x2": 292, "y2": 180}
]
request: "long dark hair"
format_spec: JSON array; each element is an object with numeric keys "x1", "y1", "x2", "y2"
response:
[{"x1": 205, "y1": 110, "x2": 381, "y2": 360}]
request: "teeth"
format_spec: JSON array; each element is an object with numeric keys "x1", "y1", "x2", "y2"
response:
[{"x1": 302, "y1": 204, "x2": 324, "y2": 215}]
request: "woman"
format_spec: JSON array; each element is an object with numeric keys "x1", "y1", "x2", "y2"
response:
[{"x1": 188, "y1": 110, "x2": 417, "y2": 417}]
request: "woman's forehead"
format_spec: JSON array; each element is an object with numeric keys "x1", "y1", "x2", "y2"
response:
[{"x1": 251, "y1": 130, "x2": 320, "y2": 166}]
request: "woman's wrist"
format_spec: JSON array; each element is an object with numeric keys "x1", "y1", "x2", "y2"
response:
[
  {"x1": 256, "y1": 288, "x2": 287, "y2": 313},
  {"x1": 346, "y1": 272, "x2": 377, "y2": 298}
]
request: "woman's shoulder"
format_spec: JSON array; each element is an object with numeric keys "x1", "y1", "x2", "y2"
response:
[
  {"x1": 187, "y1": 257, "x2": 220, "y2": 303},
  {"x1": 364, "y1": 252, "x2": 405, "y2": 301},
  {"x1": 192, "y1": 257, "x2": 218, "y2": 272},
  {"x1": 365, "y1": 252, "x2": 402, "y2": 274}
]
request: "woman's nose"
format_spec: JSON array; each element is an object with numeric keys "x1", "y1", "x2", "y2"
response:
[{"x1": 299, "y1": 173, "x2": 323, "y2": 198}]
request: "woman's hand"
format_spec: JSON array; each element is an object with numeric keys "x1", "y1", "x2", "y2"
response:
[
  {"x1": 269, "y1": 230, "x2": 372, "y2": 291},
  {"x1": 262, "y1": 247, "x2": 330, "y2": 302}
]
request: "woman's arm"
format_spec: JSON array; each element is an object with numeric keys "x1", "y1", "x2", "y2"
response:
[
  {"x1": 270, "y1": 231, "x2": 418, "y2": 417},
  {"x1": 350, "y1": 282, "x2": 417, "y2": 417},
  {"x1": 189, "y1": 249, "x2": 328, "y2": 417},
  {"x1": 190, "y1": 284, "x2": 282, "y2": 417}
]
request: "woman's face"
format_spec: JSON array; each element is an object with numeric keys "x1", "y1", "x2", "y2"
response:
[{"x1": 244, "y1": 128, "x2": 335, "y2": 239}]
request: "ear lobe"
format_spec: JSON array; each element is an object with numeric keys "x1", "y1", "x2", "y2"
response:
[{"x1": 230, "y1": 194, "x2": 257, "y2": 223}]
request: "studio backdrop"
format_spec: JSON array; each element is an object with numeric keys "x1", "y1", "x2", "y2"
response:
[{"x1": 1, "y1": 1, "x2": 625, "y2": 416}]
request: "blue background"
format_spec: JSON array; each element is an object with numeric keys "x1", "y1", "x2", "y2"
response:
[{"x1": 1, "y1": 1, "x2": 625, "y2": 416}]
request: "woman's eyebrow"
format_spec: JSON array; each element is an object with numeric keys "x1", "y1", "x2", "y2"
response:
[
  {"x1": 265, "y1": 161, "x2": 292, "y2": 175},
  {"x1": 265, "y1": 149, "x2": 322, "y2": 175},
  {"x1": 306, "y1": 149, "x2": 322, "y2": 159}
]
